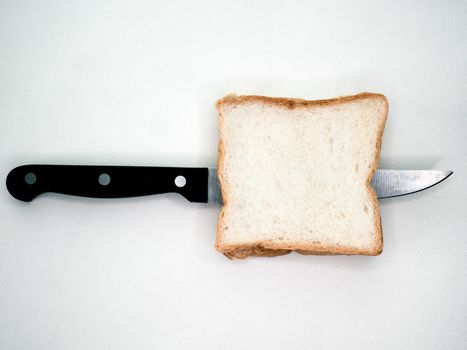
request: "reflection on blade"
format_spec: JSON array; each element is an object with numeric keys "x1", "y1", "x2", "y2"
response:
[
  {"x1": 208, "y1": 167, "x2": 222, "y2": 204},
  {"x1": 371, "y1": 170, "x2": 453, "y2": 199}
]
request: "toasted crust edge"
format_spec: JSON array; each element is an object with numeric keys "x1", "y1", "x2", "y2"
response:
[{"x1": 215, "y1": 92, "x2": 388, "y2": 259}]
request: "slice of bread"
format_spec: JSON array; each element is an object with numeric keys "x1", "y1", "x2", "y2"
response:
[{"x1": 215, "y1": 93, "x2": 388, "y2": 259}]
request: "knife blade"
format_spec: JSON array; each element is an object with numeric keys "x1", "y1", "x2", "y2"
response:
[
  {"x1": 208, "y1": 168, "x2": 453, "y2": 203},
  {"x1": 370, "y1": 169, "x2": 453, "y2": 199},
  {"x1": 6, "y1": 165, "x2": 452, "y2": 203}
]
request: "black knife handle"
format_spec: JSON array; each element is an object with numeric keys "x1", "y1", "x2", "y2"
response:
[{"x1": 6, "y1": 164, "x2": 209, "y2": 203}]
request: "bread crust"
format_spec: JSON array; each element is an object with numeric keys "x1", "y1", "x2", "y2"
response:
[{"x1": 215, "y1": 93, "x2": 388, "y2": 259}]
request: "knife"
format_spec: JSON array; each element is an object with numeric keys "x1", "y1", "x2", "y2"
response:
[{"x1": 6, "y1": 165, "x2": 453, "y2": 203}]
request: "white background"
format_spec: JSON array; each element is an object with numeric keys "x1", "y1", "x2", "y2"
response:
[{"x1": 1, "y1": 1, "x2": 466, "y2": 349}]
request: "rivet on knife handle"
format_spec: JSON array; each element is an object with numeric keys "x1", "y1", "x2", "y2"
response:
[{"x1": 6, "y1": 165, "x2": 209, "y2": 202}]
